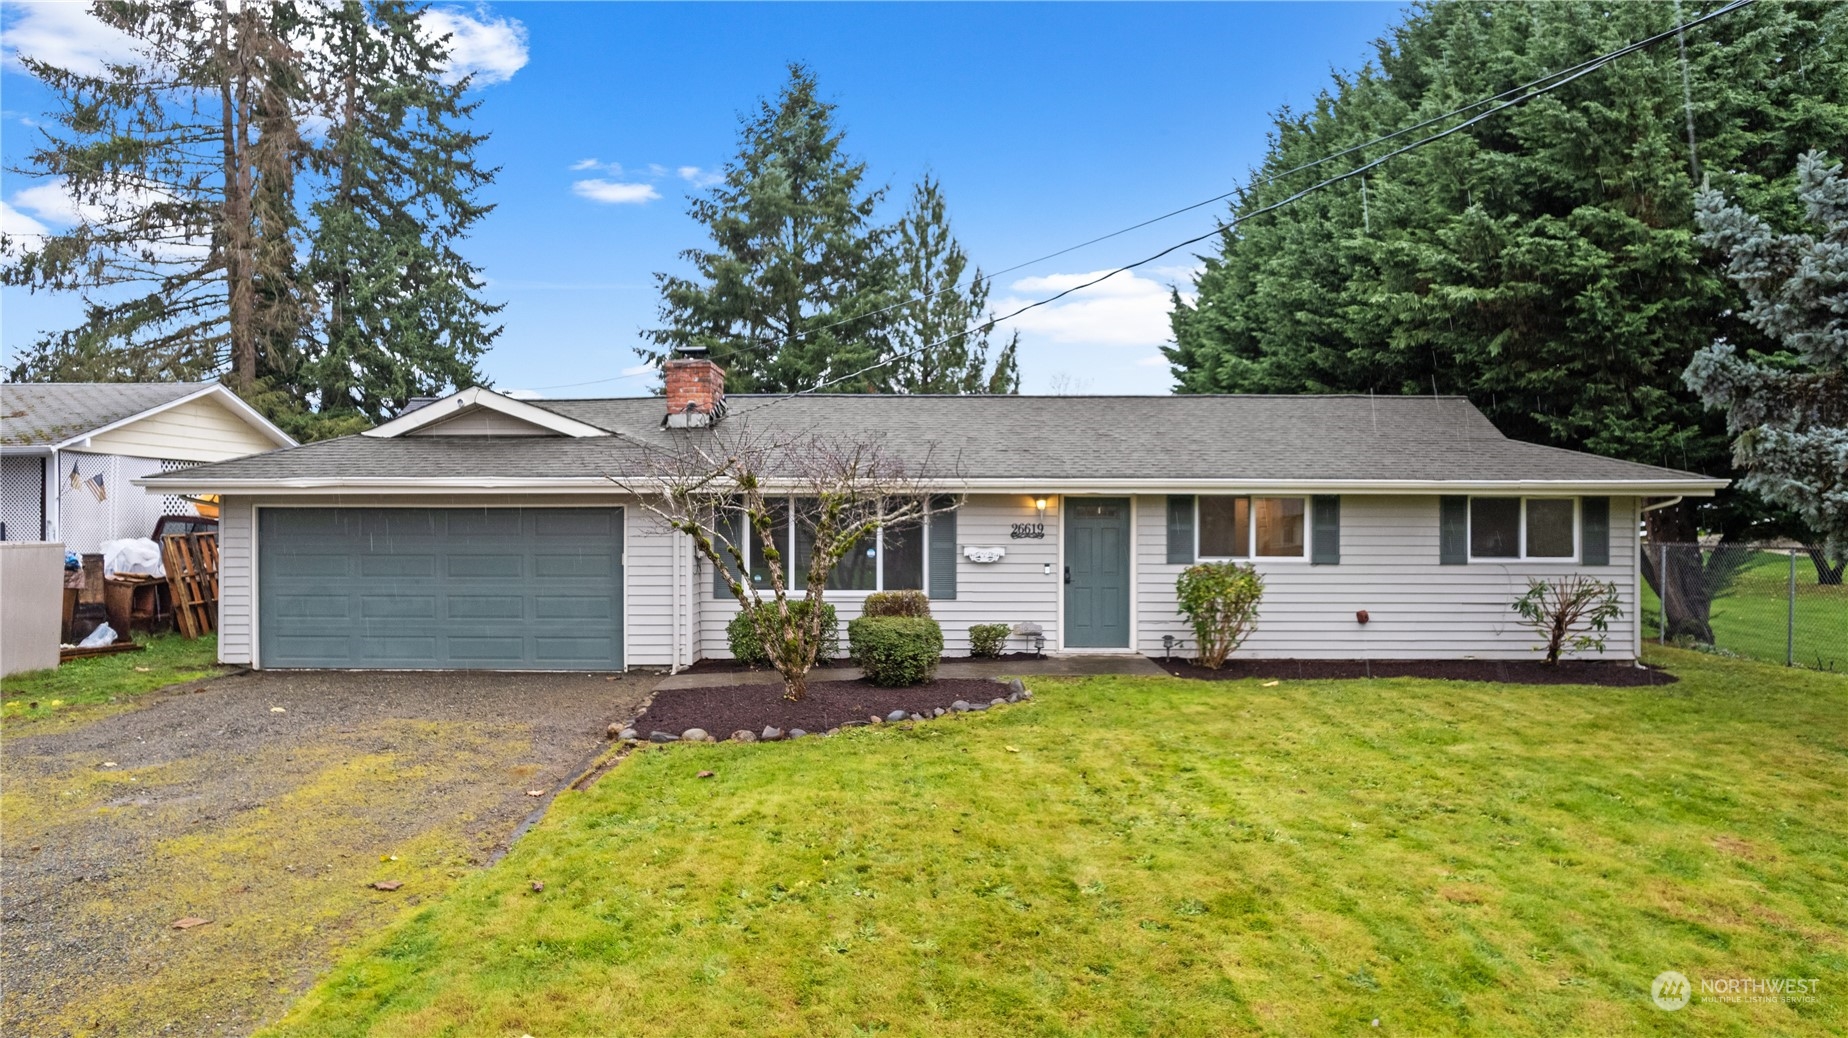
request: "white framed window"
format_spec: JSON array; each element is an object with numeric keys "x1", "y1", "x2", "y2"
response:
[
  {"x1": 1198, "y1": 495, "x2": 1307, "y2": 560},
  {"x1": 737, "y1": 497, "x2": 925, "y2": 593},
  {"x1": 1469, "y1": 496, "x2": 1577, "y2": 560}
]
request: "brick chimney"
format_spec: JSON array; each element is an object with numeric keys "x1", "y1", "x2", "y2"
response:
[{"x1": 663, "y1": 346, "x2": 725, "y2": 428}]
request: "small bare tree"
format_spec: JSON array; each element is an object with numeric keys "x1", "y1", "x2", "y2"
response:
[
  {"x1": 1512, "y1": 575, "x2": 1624, "y2": 665},
  {"x1": 619, "y1": 427, "x2": 949, "y2": 702}
]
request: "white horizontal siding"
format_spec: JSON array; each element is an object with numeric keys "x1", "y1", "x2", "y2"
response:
[
  {"x1": 698, "y1": 494, "x2": 1060, "y2": 658},
  {"x1": 218, "y1": 495, "x2": 254, "y2": 665},
  {"x1": 85, "y1": 395, "x2": 279, "y2": 462},
  {"x1": 1134, "y1": 494, "x2": 1640, "y2": 661},
  {"x1": 623, "y1": 507, "x2": 678, "y2": 667}
]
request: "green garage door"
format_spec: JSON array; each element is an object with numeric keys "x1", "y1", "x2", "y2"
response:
[{"x1": 258, "y1": 507, "x2": 623, "y2": 670}]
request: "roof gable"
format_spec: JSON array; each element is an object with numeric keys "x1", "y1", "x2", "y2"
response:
[
  {"x1": 366, "y1": 387, "x2": 610, "y2": 439},
  {"x1": 0, "y1": 382, "x2": 293, "y2": 451}
]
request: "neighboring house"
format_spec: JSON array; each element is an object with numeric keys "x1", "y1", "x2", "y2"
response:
[
  {"x1": 0, "y1": 382, "x2": 296, "y2": 551},
  {"x1": 142, "y1": 355, "x2": 1725, "y2": 672}
]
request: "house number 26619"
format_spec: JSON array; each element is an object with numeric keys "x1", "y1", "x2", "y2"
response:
[{"x1": 1010, "y1": 523, "x2": 1045, "y2": 540}]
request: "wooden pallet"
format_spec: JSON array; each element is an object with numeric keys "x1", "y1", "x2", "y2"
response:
[{"x1": 162, "y1": 533, "x2": 220, "y2": 639}]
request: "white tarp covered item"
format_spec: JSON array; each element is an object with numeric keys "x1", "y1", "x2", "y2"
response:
[
  {"x1": 101, "y1": 538, "x2": 164, "y2": 578},
  {"x1": 78, "y1": 622, "x2": 117, "y2": 648}
]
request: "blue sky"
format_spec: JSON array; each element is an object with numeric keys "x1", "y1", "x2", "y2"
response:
[{"x1": 1, "y1": 1, "x2": 1408, "y2": 397}]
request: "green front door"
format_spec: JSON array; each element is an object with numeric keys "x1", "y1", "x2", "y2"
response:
[
  {"x1": 257, "y1": 507, "x2": 623, "y2": 670},
  {"x1": 1064, "y1": 497, "x2": 1131, "y2": 648}
]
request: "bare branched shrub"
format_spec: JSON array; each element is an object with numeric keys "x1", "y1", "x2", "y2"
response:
[
  {"x1": 1512, "y1": 575, "x2": 1624, "y2": 665},
  {"x1": 619, "y1": 427, "x2": 952, "y2": 701}
]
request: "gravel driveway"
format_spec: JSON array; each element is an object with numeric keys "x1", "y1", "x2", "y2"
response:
[{"x1": 1, "y1": 669, "x2": 656, "y2": 1038}]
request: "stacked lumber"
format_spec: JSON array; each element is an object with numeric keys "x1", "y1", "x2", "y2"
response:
[{"x1": 161, "y1": 533, "x2": 220, "y2": 639}]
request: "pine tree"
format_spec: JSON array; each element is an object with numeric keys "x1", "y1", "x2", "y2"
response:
[
  {"x1": 3, "y1": 0, "x2": 309, "y2": 391},
  {"x1": 296, "y1": 0, "x2": 499, "y2": 431},
  {"x1": 644, "y1": 65, "x2": 897, "y2": 393},
  {"x1": 878, "y1": 177, "x2": 1019, "y2": 394},
  {"x1": 1686, "y1": 150, "x2": 1847, "y2": 562}
]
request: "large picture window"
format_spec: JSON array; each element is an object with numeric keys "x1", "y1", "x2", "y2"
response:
[
  {"x1": 1198, "y1": 496, "x2": 1306, "y2": 559},
  {"x1": 1470, "y1": 497, "x2": 1576, "y2": 560},
  {"x1": 739, "y1": 498, "x2": 925, "y2": 592}
]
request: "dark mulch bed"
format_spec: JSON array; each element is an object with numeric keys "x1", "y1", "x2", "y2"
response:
[
  {"x1": 1154, "y1": 657, "x2": 1677, "y2": 686},
  {"x1": 678, "y1": 652, "x2": 1045, "y2": 675},
  {"x1": 633, "y1": 678, "x2": 1018, "y2": 736}
]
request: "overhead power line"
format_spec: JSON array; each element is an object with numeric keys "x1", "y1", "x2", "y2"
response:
[{"x1": 724, "y1": 0, "x2": 1754, "y2": 418}]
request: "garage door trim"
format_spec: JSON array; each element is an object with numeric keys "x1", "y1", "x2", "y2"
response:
[{"x1": 252, "y1": 503, "x2": 627, "y2": 671}]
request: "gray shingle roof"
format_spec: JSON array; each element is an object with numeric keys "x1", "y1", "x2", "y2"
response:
[
  {"x1": 143, "y1": 392, "x2": 1722, "y2": 489},
  {"x1": 0, "y1": 382, "x2": 217, "y2": 446}
]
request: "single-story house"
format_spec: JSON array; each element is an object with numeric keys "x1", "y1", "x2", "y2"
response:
[
  {"x1": 141, "y1": 355, "x2": 1725, "y2": 672},
  {"x1": 1, "y1": 382, "x2": 296, "y2": 551}
]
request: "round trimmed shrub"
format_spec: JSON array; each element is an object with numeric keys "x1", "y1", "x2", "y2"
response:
[
  {"x1": 848, "y1": 615, "x2": 943, "y2": 687},
  {"x1": 968, "y1": 623, "x2": 1011, "y2": 659},
  {"x1": 1175, "y1": 561, "x2": 1264, "y2": 669},
  {"x1": 862, "y1": 589, "x2": 931, "y2": 618},
  {"x1": 726, "y1": 600, "x2": 839, "y2": 665}
]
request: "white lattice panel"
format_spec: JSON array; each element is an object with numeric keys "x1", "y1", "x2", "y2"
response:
[
  {"x1": 55, "y1": 452, "x2": 179, "y2": 553},
  {"x1": 1, "y1": 455, "x2": 45, "y2": 541}
]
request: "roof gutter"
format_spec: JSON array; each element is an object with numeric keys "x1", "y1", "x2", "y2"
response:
[{"x1": 132, "y1": 475, "x2": 1732, "y2": 497}]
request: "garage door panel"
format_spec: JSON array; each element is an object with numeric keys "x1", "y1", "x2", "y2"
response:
[
  {"x1": 447, "y1": 636, "x2": 528, "y2": 663},
  {"x1": 534, "y1": 552, "x2": 614, "y2": 578},
  {"x1": 447, "y1": 553, "x2": 523, "y2": 579},
  {"x1": 360, "y1": 554, "x2": 435, "y2": 578},
  {"x1": 270, "y1": 594, "x2": 351, "y2": 619},
  {"x1": 359, "y1": 635, "x2": 440, "y2": 664},
  {"x1": 534, "y1": 636, "x2": 618, "y2": 664},
  {"x1": 447, "y1": 594, "x2": 525, "y2": 620},
  {"x1": 535, "y1": 511, "x2": 616, "y2": 536},
  {"x1": 258, "y1": 507, "x2": 622, "y2": 670},
  {"x1": 444, "y1": 510, "x2": 522, "y2": 537}
]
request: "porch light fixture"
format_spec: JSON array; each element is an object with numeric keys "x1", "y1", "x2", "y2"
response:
[{"x1": 1035, "y1": 498, "x2": 1048, "y2": 518}]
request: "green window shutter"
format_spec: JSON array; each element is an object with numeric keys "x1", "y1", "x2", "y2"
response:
[
  {"x1": 1581, "y1": 496, "x2": 1610, "y2": 566},
  {"x1": 1439, "y1": 496, "x2": 1469, "y2": 565},
  {"x1": 928, "y1": 495, "x2": 957, "y2": 600},
  {"x1": 1166, "y1": 495, "x2": 1196, "y2": 565},
  {"x1": 712, "y1": 508, "x2": 745, "y2": 598},
  {"x1": 1311, "y1": 495, "x2": 1341, "y2": 564}
]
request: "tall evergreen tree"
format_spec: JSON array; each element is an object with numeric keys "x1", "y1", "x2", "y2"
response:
[
  {"x1": 1686, "y1": 150, "x2": 1847, "y2": 562},
  {"x1": 3, "y1": 0, "x2": 310, "y2": 391},
  {"x1": 1165, "y1": 0, "x2": 1847, "y2": 637},
  {"x1": 878, "y1": 177, "x2": 1019, "y2": 394},
  {"x1": 295, "y1": 0, "x2": 499, "y2": 431},
  {"x1": 644, "y1": 65, "x2": 897, "y2": 393}
]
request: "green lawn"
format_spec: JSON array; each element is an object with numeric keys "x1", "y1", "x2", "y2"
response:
[
  {"x1": 2, "y1": 633, "x2": 224, "y2": 724},
  {"x1": 263, "y1": 650, "x2": 1847, "y2": 1037},
  {"x1": 1643, "y1": 550, "x2": 1847, "y2": 669}
]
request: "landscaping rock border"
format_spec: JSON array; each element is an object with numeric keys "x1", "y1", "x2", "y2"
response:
[{"x1": 622, "y1": 677, "x2": 1032, "y2": 743}]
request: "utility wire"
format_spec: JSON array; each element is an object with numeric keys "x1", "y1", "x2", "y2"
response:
[
  {"x1": 726, "y1": 0, "x2": 1754, "y2": 418},
  {"x1": 532, "y1": 5, "x2": 1744, "y2": 391}
]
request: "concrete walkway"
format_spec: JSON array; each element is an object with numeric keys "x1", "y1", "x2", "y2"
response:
[{"x1": 653, "y1": 653, "x2": 1164, "y2": 690}]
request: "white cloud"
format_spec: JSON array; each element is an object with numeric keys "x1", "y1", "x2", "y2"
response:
[
  {"x1": 570, "y1": 158, "x2": 604, "y2": 172},
  {"x1": 620, "y1": 362, "x2": 653, "y2": 377},
  {"x1": 418, "y1": 4, "x2": 529, "y2": 86},
  {"x1": 992, "y1": 269, "x2": 1188, "y2": 348},
  {"x1": 677, "y1": 165, "x2": 724, "y2": 187},
  {"x1": 3, "y1": 1, "x2": 527, "y2": 88},
  {"x1": 0, "y1": 1, "x2": 140, "y2": 75},
  {"x1": 1136, "y1": 354, "x2": 1169, "y2": 367},
  {"x1": 572, "y1": 179, "x2": 661, "y2": 205},
  {"x1": 8, "y1": 177, "x2": 208, "y2": 262},
  {"x1": 0, "y1": 199, "x2": 49, "y2": 258},
  {"x1": 10, "y1": 180, "x2": 85, "y2": 225}
]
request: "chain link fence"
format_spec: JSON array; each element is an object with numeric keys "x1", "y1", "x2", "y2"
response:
[{"x1": 1642, "y1": 542, "x2": 1847, "y2": 672}]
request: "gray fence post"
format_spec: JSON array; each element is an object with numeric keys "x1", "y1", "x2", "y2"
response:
[{"x1": 1788, "y1": 548, "x2": 1797, "y2": 667}]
